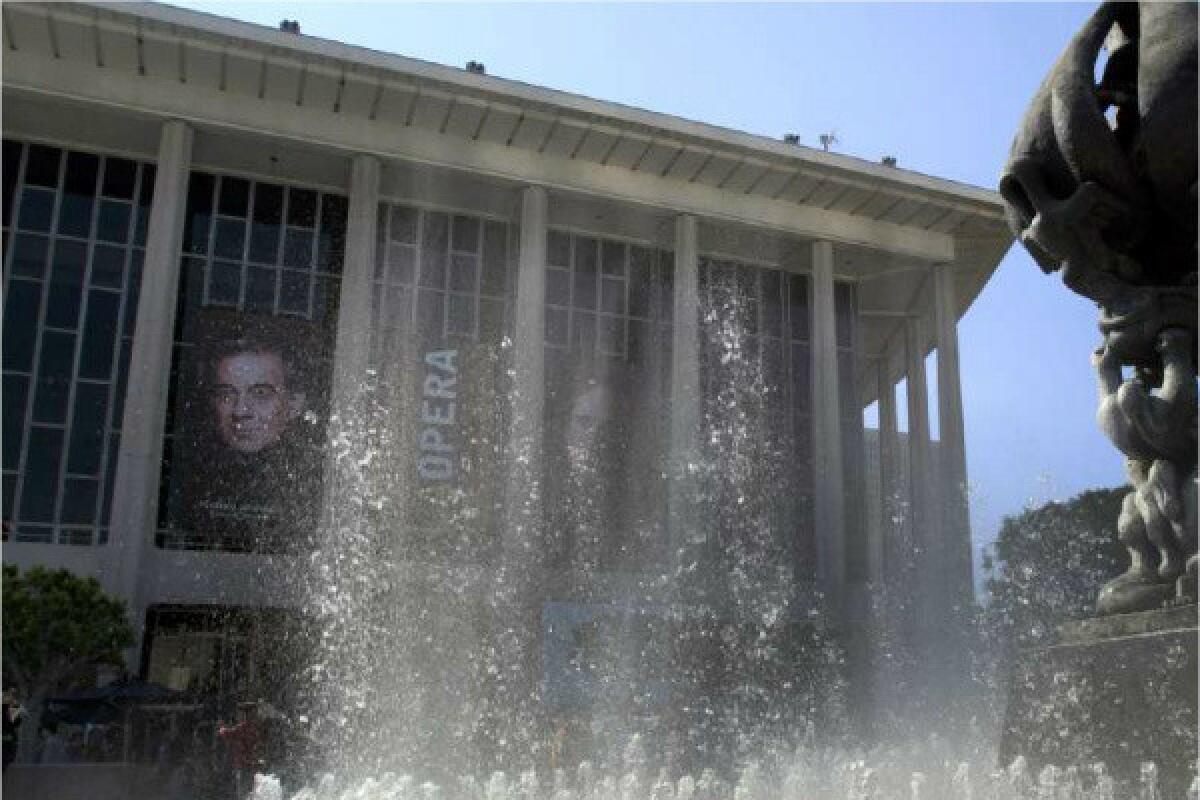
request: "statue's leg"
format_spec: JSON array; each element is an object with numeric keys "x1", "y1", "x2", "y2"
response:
[
  {"x1": 1140, "y1": 460, "x2": 1186, "y2": 582},
  {"x1": 1097, "y1": 465, "x2": 1174, "y2": 614}
]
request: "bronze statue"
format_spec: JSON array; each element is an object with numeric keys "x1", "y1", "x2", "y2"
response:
[{"x1": 999, "y1": 2, "x2": 1197, "y2": 614}]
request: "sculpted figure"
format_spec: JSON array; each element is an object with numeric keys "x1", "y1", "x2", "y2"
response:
[{"x1": 999, "y1": 2, "x2": 1197, "y2": 613}]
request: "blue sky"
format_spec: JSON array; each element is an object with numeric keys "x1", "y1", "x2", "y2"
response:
[{"x1": 170, "y1": 2, "x2": 1124, "y2": 584}]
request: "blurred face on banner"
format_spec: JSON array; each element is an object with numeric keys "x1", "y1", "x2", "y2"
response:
[{"x1": 210, "y1": 349, "x2": 305, "y2": 454}]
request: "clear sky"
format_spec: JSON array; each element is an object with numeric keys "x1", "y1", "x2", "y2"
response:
[{"x1": 168, "y1": 2, "x2": 1125, "y2": 585}]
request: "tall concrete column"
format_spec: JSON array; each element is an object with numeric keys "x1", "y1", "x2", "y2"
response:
[
  {"x1": 810, "y1": 240, "x2": 845, "y2": 608},
  {"x1": 329, "y1": 155, "x2": 381, "y2": 416},
  {"x1": 875, "y1": 358, "x2": 900, "y2": 584},
  {"x1": 933, "y1": 262, "x2": 972, "y2": 604},
  {"x1": 903, "y1": 314, "x2": 937, "y2": 631},
  {"x1": 669, "y1": 215, "x2": 700, "y2": 548},
  {"x1": 105, "y1": 120, "x2": 193, "y2": 628}
]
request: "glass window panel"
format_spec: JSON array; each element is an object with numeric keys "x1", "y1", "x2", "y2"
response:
[
  {"x1": 24, "y1": 145, "x2": 61, "y2": 188},
  {"x1": 287, "y1": 188, "x2": 317, "y2": 227},
  {"x1": 95, "y1": 200, "x2": 132, "y2": 244},
  {"x1": 791, "y1": 343, "x2": 811, "y2": 413},
  {"x1": 101, "y1": 434, "x2": 120, "y2": 524},
  {"x1": 282, "y1": 228, "x2": 313, "y2": 268},
  {"x1": 18, "y1": 188, "x2": 54, "y2": 232},
  {"x1": 3, "y1": 475, "x2": 15, "y2": 522},
  {"x1": 11, "y1": 232, "x2": 49, "y2": 278},
  {"x1": 416, "y1": 289, "x2": 444, "y2": 341},
  {"x1": 3, "y1": 141, "x2": 21, "y2": 228},
  {"x1": 447, "y1": 293, "x2": 474, "y2": 336},
  {"x1": 102, "y1": 158, "x2": 137, "y2": 200},
  {"x1": 598, "y1": 315, "x2": 624, "y2": 356},
  {"x1": 761, "y1": 270, "x2": 783, "y2": 339},
  {"x1": 33, "y1": 330, "x2": 75, "y2": 423},
  {"x1": 60, "y1": 478, "x2": 99, "y2": 525},
  {"x1": 480, "y1": 297, "x2": 506, "y2": 344},
  {"x1": 79, "y1": 291, "x2": 120, "y2": 381},
  {"x1": 20, "y1": 426, "x2": 64, "y2": 521},
  {"x1": 208, "y1": 260, "x2": 241, "y2": 307},
  {"x1": 419, "y1": 212, "x2": 448, "y2": 289},
  {"x1": 217, "y1": 176, "x2": 250, "y2": 217},
  {"x1": 63, "y1": 151, "x2": 100, "y2": 198},
  {"x1": 448, "y1": 253, "x2": 477, "y2": 293},
  {"x1": 3, "y1": 280, "x2": 42, "y2": 372},
  {"x1": 572, "y1": 311, "x2": 596, "y2": 356},
  {"x1": 600, "y1": 276, "x2": 626, "y2": 315},
  {"x1": 389, "y1": 205, "x2": 418, "y2": 244},
  {"x1": 545, "y1": 268, "x2": 570, "y2": 307},
  {"x1": 628, "y1": 253, "x2": 653, "y2": 319},
  {"x1": 45, "y1": 281, "x2": 82, "y2": 331},
  {"x1": 451, "y1": 215, "x2": 480, "y2": 253},
  {"x1": 3, "y1": 375, "x2": 29, "y2": 471},
  {"x1": 59, "y1": 528, "x2": 95, "y2": 546},
  {"x1": 213, "y1": 217, "x2": 247, "y2": 260},
  {"x1": 245, "y1": 267, "x2": 277, "y2": 313},
  {"x1": 658, "y1": 255, "x2": 674, "y2": 322},
  {"x1": 112, "y1": 339, "x2": 132, "y2": 429},
  {"x1": 67, "y1": 382, "x2": 108, "y2": 475},
  {"x1": 547, "y1": 230, "x2": 570, "y2": 268},
  {"x1": 175, "y1": 258, "x2": 206, "y2": 340},
  {"x1": 627, "y1": 319, "x2": 651, "y2": 367},
  {"x1": 481, "y1": 221, "x2": 508, "y2": 296},
  {"x1": 573, "y1": 239, "x2": 598, "y2": 310},
  {"x1": 15, "y1": 525, "x2": 53, "y2": 543},
  {"x1": 90, "y1": 245, "x2": 126, "y2": 290},
  {"x1": 545, "y1": 307, "x2": 568, "y2": 346},
  {"x1": 184, "y1": 173, "x2": 214, "y2": 255},
  {"x1": 313, "y1": 276, "x2": 339, "y2": 325},
  {"x1": 601, "y1": 240, "x2": 626, "y2": 276},
  {"x1": 387, "y1": 244, "x2": 415, "y2": 285},
  {"x1": 253, "y1": 183, "x2": 284, "y2": 224},
  {"x1": 317, "y1": 194, "x2": 347, "y2": 274},
  {"x1": 789, "y1": 274, "x2": 810, "y2": 341},
  {"x1": 248, "y1": 222, "x2": 280, "y2": 264},
  {"x1": 279, "y1": 269, "x2": 311, "y2": 314},
  {"x1": 835, "y1": 282, "x2": 855, "y2": 348},
  {"x1": 383, "y1": 286, "x2": 410, "y2": 332}
]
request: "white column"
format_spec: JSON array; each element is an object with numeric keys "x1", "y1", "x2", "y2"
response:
[
  {"x1": 875, "y1": 358, "x2": 899, "y2": 584},
  {"x1": 670, "y1": 215, "x2": 701, "y2": 546},
  {"x1": 810, "y1": 240, "x2": 845, "y2": 606},
  {"x1": 933, "y1": 263, "x2": 972, "y2": 603},
  {"x1": 329, "y1": 155, "x2": 381, "y2": 414},
  {"x1": 105, "y1": 120, "x2": 193, "y2": 613},
  {"x1": 904, "y1": 315, "x2": 936, "y2": 605}
]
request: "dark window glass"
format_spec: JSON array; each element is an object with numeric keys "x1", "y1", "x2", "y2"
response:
[
  {"x1": 448, "y1": 253, "x2": 477, "y2": 293},
  {"x1": 791, "y1": 343, "x2": 811, "y2": 413},
  {"x1": 382, "y1": 286, "x2": 409, "y2": 332},
  {"x1": 279, "y1": 270, "x2": 310, "y2": 314},
  {"x1": 573, "y1": 238, "x2": 598, "y2": 310},
  {"x1": 67, "y1": 382, "x2": 108, "y2": 475},
  {"x1": 112, "y1": 339, "x2": 132, "y2": 429},
  {"x1": 3, "y1": 140, "x2": 21, "y2": 227},
  {"x1": 572, "y1": 311, "x2": 596, "y2": 355},
  {"x1": 90, "y1": 245, "x2": 126, "y2": 289},
  {"x1": 184, "y1": 173, "x2": 214, "y2": 254},
  {"x1": 3, "y1": 375, "x2": 29, "y2": 470},
  {"x1": 208, "y1": 260, "x2": 241, "y2": 307},
  {"x1": 598, "y1": 315, "x2": 624, "y2": 356},
  {"x1": 213, "y1": 217, "x2": 247, "y2": 261},
  {"x1": 58, "y1": 152, "x2": 99, "y2": 237},
  {"x1": 600, "y1": 276, "x2": 626, "y2": 315},
  {"x1": 547, "y1": 230, "x2": 570, "y2": 268},
  {"x1": 447, "y1": 293, "x2": 474, "y2": 335},
  {"x1": 451, "y1": 215, "x2": 479, "y2": 253},
  {"x1": 18, "y1": 188, "x2": 54, "y2": 232},
  {"x1": 3, "y1": 280, "x2": 42, "y2": 372},
  {"x1": 253, "y1": 183, "x2": 284, "y2": 224},
  {"x1": 20, "y1": 427, "x2": 64, "y2": 522},
  {"x1": 248, "y1": 222, "x2": 280, "y2": 264},
  {"x1": 545, "y1": 307, "x2": 568, "y2": 346},
  {"x1": 481, "y1": 221, "x2": 507, "y2": 296},
  {"x1": 139, "y1": 165, "x2": 156, "y2": 207},
  {"x1": 480, "y1": 297, "x2": 506, "y2": 344},
  {"x1": 546, "y1": 268, "x2": 570, "y2": 307},
  {"x1": 24, "y1": 145, "x2": 61, "y2": 188},
  {"x1": 419, "y1": 213, "x2": 448, "y2": 289},
  {"x1": 123, "y1": 251, "x2": 144, "y2": 337},
  {"x1": 3, "y1": 475, "x2": 16, "y2": 523},
  {"x1": 601, "y1": 240, "x2": 626, "y2": 276},
  {"x1": 387, "y1": 244, "x2": 415, "y2": 286},
  {"x1": 102, "y1": 158, "x2": 137, "y2": 200},
  {"x1": 60, "y1": 478, "x2": 99, "y2": 525},
  {"x1": 389, "y1": 205, "x2": 417, "y2": 244},
  {"x1": 217, "y1": 176, "x2": 250, "y2": 217},
  {"x1": 63, "y1": 151, "x2": 100, "y2": 198},
  {"x1": 11, "y1": 232, "x2": 49, "y2": 277},
  {"x1": 287, "y1": 189, "x2": 316, "y2": 227},
  {"x1": 282, "y1": 228, "x2": 313, "y2": 268},
  {"x1": 101, "y1": 434, "x2": 120, "y2": 525},
  {"x1": 245, "y1": 267, "x2": 277, "y2": 313},
  {"x1": 835, "y1": 282, "x2": 855, "y2": 348},
  {"x1": 45, "y1": 276, "x2": 83, "y2": 331},
  {"x1": 317, "y1": 195, "x2": 347, "y2": 274},
  {"x1": 762, "y1": 270, "x2": 783, "y2": 339},
  {"x1": 95, "y1": 200, "x2": 132, "y2": 244},
  {"x1": 78, "y1": 291, "x2": 120, "y2": 381},
  {"x1": 313, "y1": 276, "x2": 339, "y2": 325},
  {"x1": 789, "y1": 274, "x2": 810, "y2": 341},
  {"x1": 416, "y1": 290, "x2": 444, "y2": 340},
  {"x1": 33, "y1": 331, "x2": 76, "y2": 423}
]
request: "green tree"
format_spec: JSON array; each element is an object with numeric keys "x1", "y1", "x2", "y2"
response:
[
  {"x1": 982, "y1": 488, "x2": 1127, "y2": 650},
  {"x1": 2, "y1": 565, "x2": 134, "y2": 761}
]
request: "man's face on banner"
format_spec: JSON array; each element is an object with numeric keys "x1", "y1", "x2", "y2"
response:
[{"x1": 210, "y1": 349, "x2": 304, "y2": 454}]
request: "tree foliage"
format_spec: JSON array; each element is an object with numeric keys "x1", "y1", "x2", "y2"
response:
[
  {"x1": 2, "y1": 565, "x2": 134, "y2": 701},
  {"x1": 982, "y1": 488, "x2": 1126, "y2": 648}
]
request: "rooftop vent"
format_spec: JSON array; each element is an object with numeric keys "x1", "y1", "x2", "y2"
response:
[
  {"x1": 881, "y1": 156, "x2": 898, "y2": 167},
  {"x1": 782, "y1": 134, "x2": 801, "y2": 145},
  {"x1": 465, "y1": 61, "x2": 486, "y2": 75},
  {"x1": 279, "y1": 19, "x2": 301, "y2": 34}
]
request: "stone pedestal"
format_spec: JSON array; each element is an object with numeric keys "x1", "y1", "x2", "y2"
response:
[{"x1": 999, "y1": 605, "x2": 1197, "y2": 796}]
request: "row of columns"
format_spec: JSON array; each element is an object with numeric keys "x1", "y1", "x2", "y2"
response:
[{"x1": 103, "y1": 120, "x2": 970, "y2": 651}]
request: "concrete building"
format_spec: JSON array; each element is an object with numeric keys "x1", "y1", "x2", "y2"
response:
[{"x1": 2, "y1": 0, "x2": 1011, "y2": 765}]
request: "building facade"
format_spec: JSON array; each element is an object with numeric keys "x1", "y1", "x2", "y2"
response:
[{"x1": 2, "y1": 0, "x2": 1012, "y2": 767}]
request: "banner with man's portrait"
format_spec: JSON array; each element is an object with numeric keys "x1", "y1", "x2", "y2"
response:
[{"x1": 170, "y1": 310, "x2": 330, "y2": 552}]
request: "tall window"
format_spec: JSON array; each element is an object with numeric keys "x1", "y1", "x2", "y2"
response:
[
  {"x1": 156, "y1": 172, "x2": 346, "y2": 552},
  {"x1": 371, "y1": 203, "x2": 516, "y2": 563},
  {"x1": 543, "y1": 230, "x2": 675, "y2": 572},
  {"x1": 2, "y1": 140, "x2": 153, "y2": 546}
]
